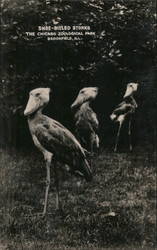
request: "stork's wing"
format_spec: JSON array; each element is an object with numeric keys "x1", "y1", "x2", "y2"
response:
[
  {"x1": 85, "y1": 107, "x2": 99, "y2": 131},
  {"x1": 35, "y1": 118, "x2": 84, "y2": 160},
  {"x1": 116, "y1": 101, "x2": 126, "y2": 108},
  {"x1": 74, "y1": 107, "x2": 98, "y2": 133},
  {"x1": 90, "y1": 112, "x2": 99, "y2": 131},
  {"x1": 113, "y1": 103, "x2": 132, "y2": 115},
  {"x1": 34, "y1": 116, "x2": 92, "y2": 181}
]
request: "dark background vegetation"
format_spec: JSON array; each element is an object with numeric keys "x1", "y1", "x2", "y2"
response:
[
  {"x1": 0, "y1": 0, "x2": 156, "y2": 249},
  {"x1": 0, "y1": 0, "x2": 156, "y2": 150}
]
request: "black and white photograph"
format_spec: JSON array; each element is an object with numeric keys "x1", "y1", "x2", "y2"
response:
[{"x1": 0, "y1": 0, "x2": 156, "y2": 249}]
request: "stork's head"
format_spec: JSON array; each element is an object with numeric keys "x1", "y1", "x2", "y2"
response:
[
  {"x1": 24, "y1": 88, "x2": 51, "y2": 116},
  {"x1": 71, "y1": 87, "x2": 98, "y2": 109},
  {"x1": 123, "y1": 82, "x2": 139, "y2": 99}
]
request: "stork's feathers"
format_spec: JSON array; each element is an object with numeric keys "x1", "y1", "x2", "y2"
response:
[
  {"x1": 114, "y1": 103, "x2": 133, "y2": 115},
  {"x1": 75, "y1": 105, "x2": 99, "y2": 133},
  {"x1": 34, "y1": 115, "x2": 92, "y2": 182},
  {"x1": 110, "y1": 102, "x2": 134, "y2": 122}
]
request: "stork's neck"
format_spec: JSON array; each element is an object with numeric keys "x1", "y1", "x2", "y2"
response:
[
  {"x1": 27, "y1": 107, "x2": 44, "y2": 120},
  {"x1": 125, "y1": 95, "x2": 137, "y2": 108},
  {"x1": 130, "y1": 95, "x2": 138, "y2": 108},
  {"x1": 80, "y1": 101, "x2": 90, "y2": 111}
]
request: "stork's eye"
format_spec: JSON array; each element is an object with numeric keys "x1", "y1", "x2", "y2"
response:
[{"x1": 36, "y1": 93, "x2": 40, "y2": 97}]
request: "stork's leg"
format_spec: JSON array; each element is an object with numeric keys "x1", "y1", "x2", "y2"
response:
[
  {"x1": 43, "y1": 160, "x2": 51, "y2": 216},
  {"x1": 90, "y1": 133, "x2": 95, "y2": 153},
  {"x1": 54, "y1": 164, "x2": 60, "y2": 210},
  {"x1": 90, "y1": 138, "x2": 93, "y2": 154},
  {"x1": 95, "y1": 134, "x2": 100, "y2": 152},
  {"x1": 114, "y1": 121, "x2": 123, "y2": 152},
  {"x1": 42, "y1": 152, "x2": 52, "y2": 216},
  {"x1": 128, "y1": 117, "x2": 132, "y2": 151}
]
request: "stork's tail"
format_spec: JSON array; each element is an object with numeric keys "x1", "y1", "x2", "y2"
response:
[{"x1": 80, "y1": 159, "x2": 93, "y2": 182}]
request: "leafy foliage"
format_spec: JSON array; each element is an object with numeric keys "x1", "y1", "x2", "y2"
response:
[
  {"x1": 1, "y1": 0, "x2": 155, "y2": 89},
  {"x1": 0, "y1": 0, "x2": 156, "y2": 148}
]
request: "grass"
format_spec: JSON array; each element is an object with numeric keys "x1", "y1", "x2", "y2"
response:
[{"x1": 0, "y1": 148, "x2": 156, "y2": 249}]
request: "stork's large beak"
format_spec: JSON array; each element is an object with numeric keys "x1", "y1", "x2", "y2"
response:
[
  {"x1": 123, "y1": 86, "x2": 133, "y2": 99},
  {"x1": 123, "y1": 83, "x2": 139, "y2": 99},
  {"x1": 24, "y1": 95, "x2": 40, "y2": 116},
  {"x1": 71, "y1": 95, "x2": 85, "y2": 109}
]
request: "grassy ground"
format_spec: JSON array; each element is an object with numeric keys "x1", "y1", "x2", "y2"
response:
[{"x1": 0, "y1": 148, "x2": 156, "y2": 249}]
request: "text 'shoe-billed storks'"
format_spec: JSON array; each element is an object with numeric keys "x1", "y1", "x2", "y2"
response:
[
  {"x1": 110, "y1": 82, "x2": 139, "y2": 152},
  {"x1": 71, "y1": 87, "x2": 99, "y2": 153},
  {"x1": 24, "y1": 88, "x2": 92, "y2": 215}
]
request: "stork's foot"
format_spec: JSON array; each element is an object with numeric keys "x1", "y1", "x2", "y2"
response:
[
  {"x1": 114, "y1": 148, "x2": 117, "y2": 153},
  {"x1": 55, "y1": 200, "x2": 63, "y2": 210},
  {"x1": 42, "y1": 204, "x2": 63, "y2": 216},
  {"x1": 25, "y1": 212, "x2": 46, "y2": 218},
  {"x1": 24, "y1": 212, "x2": 45, "y2": 218},
  {"x1": 55, "y1": 205, "x2": 64, "y2": 216},
  {"x1": 38, "y1": 212, "x2": 46, "y2": 218}
]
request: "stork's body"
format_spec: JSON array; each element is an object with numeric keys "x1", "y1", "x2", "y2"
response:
[
  {"x1": 24, "y1": 88, "x2": 92, "y2": 215},
  {"x1": 71, "y1": 87, "x2": 99, "y2": 152},
  {"x1": 110, "y1": 83, "x2": 138, "y2": 152}
]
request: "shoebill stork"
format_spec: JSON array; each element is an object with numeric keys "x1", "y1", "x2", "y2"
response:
[
  {"x1": 71, "y1": 87, "x2": 99, "y2": 153},
  {"x1": 110, "y1": 82, "x2": 139, "y2": 152},
  {"x1": 24, "y1": 88, "x2": 92, "y2": 215}
]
